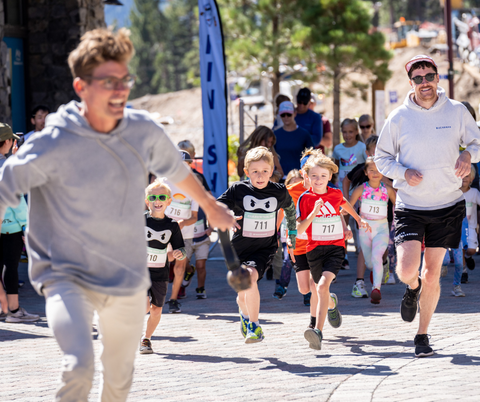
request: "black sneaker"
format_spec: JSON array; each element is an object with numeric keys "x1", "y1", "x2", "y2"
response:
[
  {"x1": 273, "y1": 284, "x2": 287, "y2": 300},
  {"x1": 466, "y1": 257, "x2": 475, "y2": 271},
  {"x1": 168, "y1": 299, "x2": 182, "y2": 313},
  {"x1": 139, "y1": 338, "x2": 153, "y2": 354},
  {"x1": 414, "y1": 334, "x2": 434, "y2": 357},
  {"x1": 461, "y1": 272, "x2": 468, "y2": 284},
  {"x1": 400, "y1": 277, "x2": 422, "y2": 322}
]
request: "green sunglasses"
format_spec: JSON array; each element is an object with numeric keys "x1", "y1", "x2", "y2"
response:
[{"x1": 147, "y1": 194, "x2": 170, "y2": 202}]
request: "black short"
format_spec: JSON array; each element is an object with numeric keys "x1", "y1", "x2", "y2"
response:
[
  {"x1": 306, "y1": 245, "x2": 345, "y2": 284},
  {"x1": 293, "y1": 253, "x2": 309, "y2": 273},
  {"x1": 394, "y1": 200, "x2": 465, "y2": 249},
  {"x1": 239, "y1": 247, "x2": 276, "y2": 281},
  {"x1": 148, "y1": 280, "x2": 168, "y2": 308}
]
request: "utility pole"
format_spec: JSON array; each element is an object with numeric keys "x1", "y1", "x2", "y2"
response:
[{"x1": 444, "y1": 0, "x2": 455, "y2": 99}]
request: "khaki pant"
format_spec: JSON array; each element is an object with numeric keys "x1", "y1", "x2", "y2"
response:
[{"x1": 44, "y1": 281, "x2": 145, "y2": 402}]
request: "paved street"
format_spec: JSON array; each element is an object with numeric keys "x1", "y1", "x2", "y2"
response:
[{"x1": 1, "y1": 241, "x2": 480, "y2": 401}]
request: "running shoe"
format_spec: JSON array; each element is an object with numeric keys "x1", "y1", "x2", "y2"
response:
[
  {"x1": 303, "y1": 292, "x2": 311, "y2": 306},
  {"x1": 139, "y1": 338, "x2": 153, "y2": 354},
  {"x1": 245, "y1": 322, "x2": 264, "y2": 343},
  {"x1": 273, "y1": 284, "x2": 287, "y2": 300},
  {"x1": 341, "y1": 259, "x2": 350, "y2": 270},
  {"x1": 371, "y1": 288, "x2": 381, "y2": 304},
  {"x1": 466, "y1": 257, "x2": 475, "y2": 271},
  {"x1": 386, "y1": 273, "x2": 396, "y2": 285},
  {"x1": 18, "y1": 280, "x2": 25, "y2": 288},
  {"x1": 168, "y1": 299, "x2": 181, "y2": 314},
  {"x1": 182, "y1": 265, "x2": 196, "y2": 287},
  {"x1": 196, "y1": 287, "x2": 207, "y2": 299},
  {"x1": 177, "y1": 286, "x2": 187, "y2": 299},
  {"x1": 414, "y1": 334, "x2": 434, "y2": 358},
  {"x1": 304, "y1": 328, "x2": 322, "y2": 350},
  {"x1": 452, "y1": 285, "x2": 465, "y2": 297},
  {"x1": 327, "y1": 293, "x2": 342, "y2": 328},
  {"x1": 441, "y1": 264, "x2": 448, "y2": 278},
  {"x1": 239, "y1": 310, "x2": 249, "y2": 338},
  {"x1": 352, "y1": 280, "x2": 368, "y2": 298},
  {"x1": 0, "y1": 311, "x2": 7, "y2": 321},
  {"x1": 461, "y1": 272, "x2": 468, "y2": 284},
  {"x1": 5, "y1": 307, "x2": 40, "y2": 323},
  {"x1": 400, "y1": 277, "x2": 422, "y2": 322},
  {"x1": 382, "y1": 259, "x2": 390, "y2": 284}
]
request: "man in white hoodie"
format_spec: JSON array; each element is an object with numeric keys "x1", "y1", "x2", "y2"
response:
[
  {"x1": 0, "y1": 29, "x2": 234, "y2": 401},
  {"x1": 375, "y1": 55, "x2": 480, "y2": 358}
]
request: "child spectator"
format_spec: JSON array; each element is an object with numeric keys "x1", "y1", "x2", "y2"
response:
[
  {"x1": 140, "y1": 179, "x2": 186, "y2": 354},
  {"x1": 218, "y1": 146, "x2": 297, "y2": 343}
]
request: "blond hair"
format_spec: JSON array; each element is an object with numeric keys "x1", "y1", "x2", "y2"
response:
[
  {"x1": 285, "y1": 169, "x2": 302, "y2": 186},
  {"x1": 244, "y1": 146, "x2": 274, "y2": 170},
  {"x1": 177, "y1": 140, "x2": 195, "y2": 157},
  {"x1": 145, "y1": 178, "x2": 171, "y2": 198},
  {"x1": 68, "y1": 28, "x2": 134, "y2": 78},
  {"x1": 303, "y1": 153, "x2": 338, "y2": 175}
]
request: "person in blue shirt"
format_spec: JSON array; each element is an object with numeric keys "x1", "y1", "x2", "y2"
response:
[
  {"x1": 274, "y1": 101, "x2": 314, "y2": 178},
  {"x1": 295, "y1": 87, "x2": 323, "y2": 147}
]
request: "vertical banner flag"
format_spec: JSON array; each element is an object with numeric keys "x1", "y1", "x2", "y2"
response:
[{"x1": 199, "y1": 0, "x2": 228, "y2": 198}]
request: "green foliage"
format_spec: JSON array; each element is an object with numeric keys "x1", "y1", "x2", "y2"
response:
[
  {"x1": 228, "y1": 134, "x2": 240, "y2": 164},
  {"x1": 129, "y1": 0, "x2": 200, "y2": 98}
]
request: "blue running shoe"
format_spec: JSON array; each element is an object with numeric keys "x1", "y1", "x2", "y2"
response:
[
  {"x1": 239, "y1": 310, "x2": 249, "y2": 338},
  {"x1": 304, "y1": 328, "x2": 322, "y2": 350},
  {"x1": 245, "y1": 321, "x2": 264, "y2": 343}
]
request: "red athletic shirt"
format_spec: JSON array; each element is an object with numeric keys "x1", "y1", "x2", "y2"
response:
[{"x1": 297, "y1": 186, "x2": 346, "y2": 252}]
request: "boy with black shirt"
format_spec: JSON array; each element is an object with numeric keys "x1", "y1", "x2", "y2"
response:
[
  {"x1": 140, "y1": 179, "x2": 186, "y2": 354},
  {"x1": 217, "y1": 146, "x2": 297, "y2": 343}
]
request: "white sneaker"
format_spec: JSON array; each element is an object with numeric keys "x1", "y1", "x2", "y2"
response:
[
  {"x1": 386, "y1": 273, "x2": 396, "y2": 285},
  {"x1": 452, "y1": 285, "x2": 465, "y2": 297},
  {"x1": 351, "y1": 280, "x2": 368, "y2": 298},
  {"x1": 5, "y1": 307, "x2": 40, "y2": 323},
  {"x1": 441, "y1": 265, "x2": 448, "y2": 278}
]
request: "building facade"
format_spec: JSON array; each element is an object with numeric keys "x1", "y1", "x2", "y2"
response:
[{"x1": 0, "y1": 0, "x2": 106, "y2": 133}]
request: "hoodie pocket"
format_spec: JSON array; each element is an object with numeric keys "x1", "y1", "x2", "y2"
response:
[{"x1": 398, "y1": 166, "x2": 461, "y2": 207}]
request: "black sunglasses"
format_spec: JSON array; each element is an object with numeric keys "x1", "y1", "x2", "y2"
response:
[
  {"x1": 411, "y1": 73, "x2": 436, "y2": 85},
  {"x1": 360, "y1": 124, "x2": 372, "y2": 129},
  {"x1": 280, "y1": 113, "x2": 292, "y2": 118},
  {"x1": 297, "y1": 101, "x2": 309, "y2": 106}
]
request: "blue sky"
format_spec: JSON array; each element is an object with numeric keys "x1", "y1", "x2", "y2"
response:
[{"x1": 104, "y1": 0, "x2": 135, "y2": 28}]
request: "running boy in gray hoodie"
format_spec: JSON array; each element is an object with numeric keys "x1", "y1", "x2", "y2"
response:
[{"x1": 0, "y1": 28, "x2": 233, "y2": 402}]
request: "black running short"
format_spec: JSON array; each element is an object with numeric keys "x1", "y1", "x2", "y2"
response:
[
  {"x1": 306, "y1": 245, "x2": 345, "y2": 284},
  {"x1": 148, "y1": 280, "x2": 168, "y2": 308},
  {"x1": 292, "y1": 253, "x2": 310, "y2": 273},
  {"x1": 394, "y1": 200, "x2": 465, "y2": 249},
  {"x1": 239, "y1": 247, "x2": 277, "y2": 281}
]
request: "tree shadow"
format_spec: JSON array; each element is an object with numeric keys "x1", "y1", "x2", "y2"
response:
[{"x1": 0, "y1": 328, "x2": 50, "y2": 342}]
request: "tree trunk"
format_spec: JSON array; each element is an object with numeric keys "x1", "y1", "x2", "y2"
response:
[
  {"x1": 333, "y1": 66, "x2": 341, "y2": 148},
  {"x1": 271, "y1": 9, "x2": 280, "y2": 119}
]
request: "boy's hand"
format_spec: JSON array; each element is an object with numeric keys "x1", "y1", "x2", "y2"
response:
[
  {"x1": 359, "y1": 219, "x2": 372, "y2": 233},
  {"x1": 172, "y1": 250, "x2": 183, "y2": 260},
  {"x1": 178, "y1": 219, "x2": 185, "y2": 230},
  {"x1": 12, "y1": 140, "x2": 18, "y2": 155},
  {"x1": 287, "y1": 238, "x2": 296, "y2": 263},
  {"x1": 340, "y1": 208, "x2": 348, "y2": 216},
  {"x1": 233, "y1": 215, "x2": 242, "y2": 232},
  {"x1": 313, "y1": 198, "x2": 324, "y2": 215},
  {"x1": 344, "y1": 230, "x2": 353, "y2": 241},
  {"x1": 206, "y1": 227, "x2": 213, "y2": 236}
]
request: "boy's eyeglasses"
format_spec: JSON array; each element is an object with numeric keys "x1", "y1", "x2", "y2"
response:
[
  {"x1": 360, "y1": 124, "x2": 372, "y2": 129},
  {"x1": 280, "y1": 113, "x2": 292, "y2": 118},
  {"x1": 82, "y1": 74, "x2": 136, "y2": 90},
  {"x1": 147, "y1": 194, "x2": 170, "y2": 202},
  {"x1": 411, "y1": 73, "x2": 436, "y2": 85}
]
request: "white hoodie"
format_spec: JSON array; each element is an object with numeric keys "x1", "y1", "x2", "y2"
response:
[{"x1": 375, "y1": 87, "x2": 480, "y2": 210}]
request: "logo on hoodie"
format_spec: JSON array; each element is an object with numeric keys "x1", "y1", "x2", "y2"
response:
[{"x1": 436, "y1": 126, "x2": 451, "y2": 130}]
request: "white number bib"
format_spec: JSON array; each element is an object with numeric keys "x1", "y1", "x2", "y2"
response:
[
  {"x1": 166, "y1": 200, "x2": 191, "y2": 220},
  {"x1": 466, "y1": 202, "x2": 473, "y2": 220},
  {"x1": 243, "y1": 212, "x2": 276, "y2": 238},
  {"x1": 194, "y1": 219, "x2": 206, "y2": 238},
  {"x1": 360, "y1": 199, "x2": 388, "y2": 220},
  {"x1": 147, "y1": 247, "x2": 167, "y2": 268},
  {"x1": 312, "y1": 216, "x2": 344, "y2": 241}
]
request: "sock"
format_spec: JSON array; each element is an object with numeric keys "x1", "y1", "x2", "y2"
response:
[
  {"x1": 10, "y1": 307, "x2": 19, "y2": 314},
  {"x1": 143, "y1": 336, "x2": 150, "y2": 340},
  {"x1": 356, "y1": 278, "x2": 364, "y2": 282},
  {"x1": 253, "y1": 321, "x2": 260, "y2": 326},
  {"x1": 408, "y1": 282, "x2": 421, "y2": 291},
  {"x1": 466, "y1": 256, "x2": 473, "y2": 260},
  {"x1": 310, "y1": 316, "x2": 316, "y2": 327},
  {"x1": 240, "y1": 311, "x2": 249, "y2": 321}
]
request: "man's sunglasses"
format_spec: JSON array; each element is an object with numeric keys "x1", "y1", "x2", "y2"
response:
[
  {"x1": 82, "y1": 74, "x2": 136, "y2": 90},
  {"x1": 147, "y1": 194, "x2": 170, "y2": 202},
  {"x1": 280, "y1": 113, "x2": 292, "y2": 118},
  {"x1": 411, "y1": 73, "x2": 436, "y2": 85},
  {"x1": 297, "y1": 101, "x2": 309, "y2": 106},
  {"x1": 360, "y1": 124, "x2": 372, "y2": 129}
]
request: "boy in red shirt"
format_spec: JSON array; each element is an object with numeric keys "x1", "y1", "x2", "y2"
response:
[{"x1": 297, "y1": 153, "x2": 370, "y2": 350}]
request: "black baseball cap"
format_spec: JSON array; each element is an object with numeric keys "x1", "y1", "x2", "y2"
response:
[{"x1": 296, "y1": 88, "x2": 311, "y2": 104}]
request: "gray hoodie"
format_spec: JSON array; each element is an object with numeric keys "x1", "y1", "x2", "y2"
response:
[
  {"x1": 0, "y1": 101, "x2": 190, "y2": 296},
  {"x1": 375, "y1": 87, "x2": 480, "y2": 210}
]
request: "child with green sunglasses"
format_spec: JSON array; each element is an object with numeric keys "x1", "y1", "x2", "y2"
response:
[{"x1": 140, "y1": 178, "x2": 186, "y2": 354}]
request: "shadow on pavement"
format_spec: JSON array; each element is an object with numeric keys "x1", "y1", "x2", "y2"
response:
[
  {"x1": 151, "y1": 335, "x2": 197, "y2": 343},
  {"x1": 0, "y1": 328, "x2": 50, "y2": 341},
  {"x1": 158, "y1": 353, "x2": 262, "y2": 365}
]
